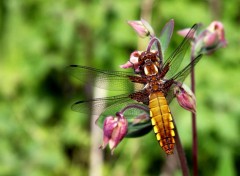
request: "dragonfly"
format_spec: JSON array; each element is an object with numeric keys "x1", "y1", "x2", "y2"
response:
[{"x1": 67, "y1": 24, "x2": 202, "y2": 155}]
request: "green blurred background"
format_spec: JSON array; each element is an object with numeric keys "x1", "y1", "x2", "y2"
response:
[{"x1": 0, "y1": 0, "x2": 239, "y2": 175}]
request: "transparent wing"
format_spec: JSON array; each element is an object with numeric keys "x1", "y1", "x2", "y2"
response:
[
  {"x1": 163, "y1": 24, "x2": 198, "y2": 78},
  {"x1": 165, "y1": 85, "x2": 176, "y2": 104},
  {"x1": 71, "y1": 93, "x2": 131, "y2": 114},
  {"x1": 171, "y1": 55, "x2": 203, "y2": 83},
  {"x1": 71, "y1": 91, "x2": 149, "y2": 118},
  {"x1": 165, "y1": 54, "x2": 203, "y2": 104},
  {"x1": 72, "y1": 92, "x2": 152, "y2": 138},
  {"x1": 67, "y1": 65, "x2": 143, "y2": 91}
]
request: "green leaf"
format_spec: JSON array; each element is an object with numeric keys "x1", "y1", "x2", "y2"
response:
[
  {"x1": 126, "y1": 120, "x2": 152, "y2": 138},
  {"x1": 159, "y1": 19, "x2": 174, "y2": 54}
]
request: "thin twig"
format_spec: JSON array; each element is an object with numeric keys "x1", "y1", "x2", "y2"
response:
[
  {"x1": 146, "y1": 37, "x2": 163, "y2": 65},
  {"x1": 191, "y1": 51, "x2": 198, "y2": 176},
  {"x1": 173, "y1": 119, "x2": 189, "y2": 176}
]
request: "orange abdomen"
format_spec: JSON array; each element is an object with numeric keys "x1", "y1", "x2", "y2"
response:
[{"x1": 149, "y1": 92, "x2": 175, "y2": 155}]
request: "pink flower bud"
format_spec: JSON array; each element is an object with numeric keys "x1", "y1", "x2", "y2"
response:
[
  {"x1": 199, "y1": 22, "x2": 226, "y2": 55},
  {"x1": 120, "y1": 51, "x2": 142, "y2": 72},
  {"x1": 177, "y1": 28, "x2": 195, "y2": 39},
  {"x1": 140, "y1": 19, "x2": 155, "y2": 37},
  {"x1": 207, "y1": 21, "x2": 227, "y2": 48},
  {"x1": 178, "y1": 21, "x2": 226, "y2": 55},
  {"x1": 174, "y1": 84, "x2": 196, "y2": 113},
  {"x1": 99, "y1": 113, "x2": 128, "y2": 154},
  {"x1": 128, "y1": 19, "x2": 154, "y2": 38}
]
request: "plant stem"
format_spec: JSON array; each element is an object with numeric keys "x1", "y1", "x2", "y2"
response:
[
  {"x1": 173, "y1": 119, "x2": 189, "y2": 176},
  {"x1": 191, "y1": 52, "x2": 198, "y2": 176},
  {"x1": 146, "y1": 37, "x2": 163, "y2": 65}
]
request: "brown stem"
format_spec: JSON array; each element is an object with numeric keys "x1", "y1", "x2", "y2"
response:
[
  {"x1": 191, "y1": 51, "x2": 198, "y2": 176},
  {"x1": 147, "y1": 37, "x2": 163, "y2": 64},
  {"x1": 208, "y1": 0, "x2": 221, "y2": 19},
  {"x1": 173, "y1": 119, "x2": 189, "y2": 176}
]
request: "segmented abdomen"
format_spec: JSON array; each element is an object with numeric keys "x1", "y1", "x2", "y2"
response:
[{"x1": 149, "y1": 91, "x2": 175, "y2": 155}]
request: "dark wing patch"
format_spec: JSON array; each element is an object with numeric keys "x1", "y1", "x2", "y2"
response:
[{"x1": 71, "y1": 91, "x2": 149, "y2": 119}]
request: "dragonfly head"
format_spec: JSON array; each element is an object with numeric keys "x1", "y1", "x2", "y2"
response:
[
  {"x1": 138, "y1": 51, "x2": 160, "y2": 76},
  {"x1": 138, "y1": 51, "x2": 158, "y2": 64}
]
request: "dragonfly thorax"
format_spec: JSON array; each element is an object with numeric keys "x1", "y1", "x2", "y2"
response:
[{"x1": 143, "y1": 62, "x2": 159, "y2": 76}]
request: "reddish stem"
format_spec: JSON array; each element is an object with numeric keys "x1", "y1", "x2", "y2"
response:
[
  {"x1": 191, "y1": 51, "x2": 198, "y2": 176},
  {"x1": 173, "y1": 119, "x2": 190, "y2": 176},
  {"x1": 147, "y1": 37, "x2": 163, "y2": 65}
]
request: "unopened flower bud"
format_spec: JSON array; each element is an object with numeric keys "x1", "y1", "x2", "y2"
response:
[
  {"x1": 207, "y1": 21, "x2": 227, "y2": 47},
  {"x1": 194, "y1": 21, "x2": 227, "y2": 55},
  {"x1": 174, "y1": 84, "x2": 196, "y2": 113},
  {"x1": 120, "y1": 51, "x2": 142, "y2": 72},
  {"x1": 128, "y1": 19, "x2": 154, "y2": 38},
  {"x1": 99, "y1": 113, "x2": 128, "y2": 154},
  {"x1": 178, "y1": 21, "x2": 227, "y2": 56}
]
